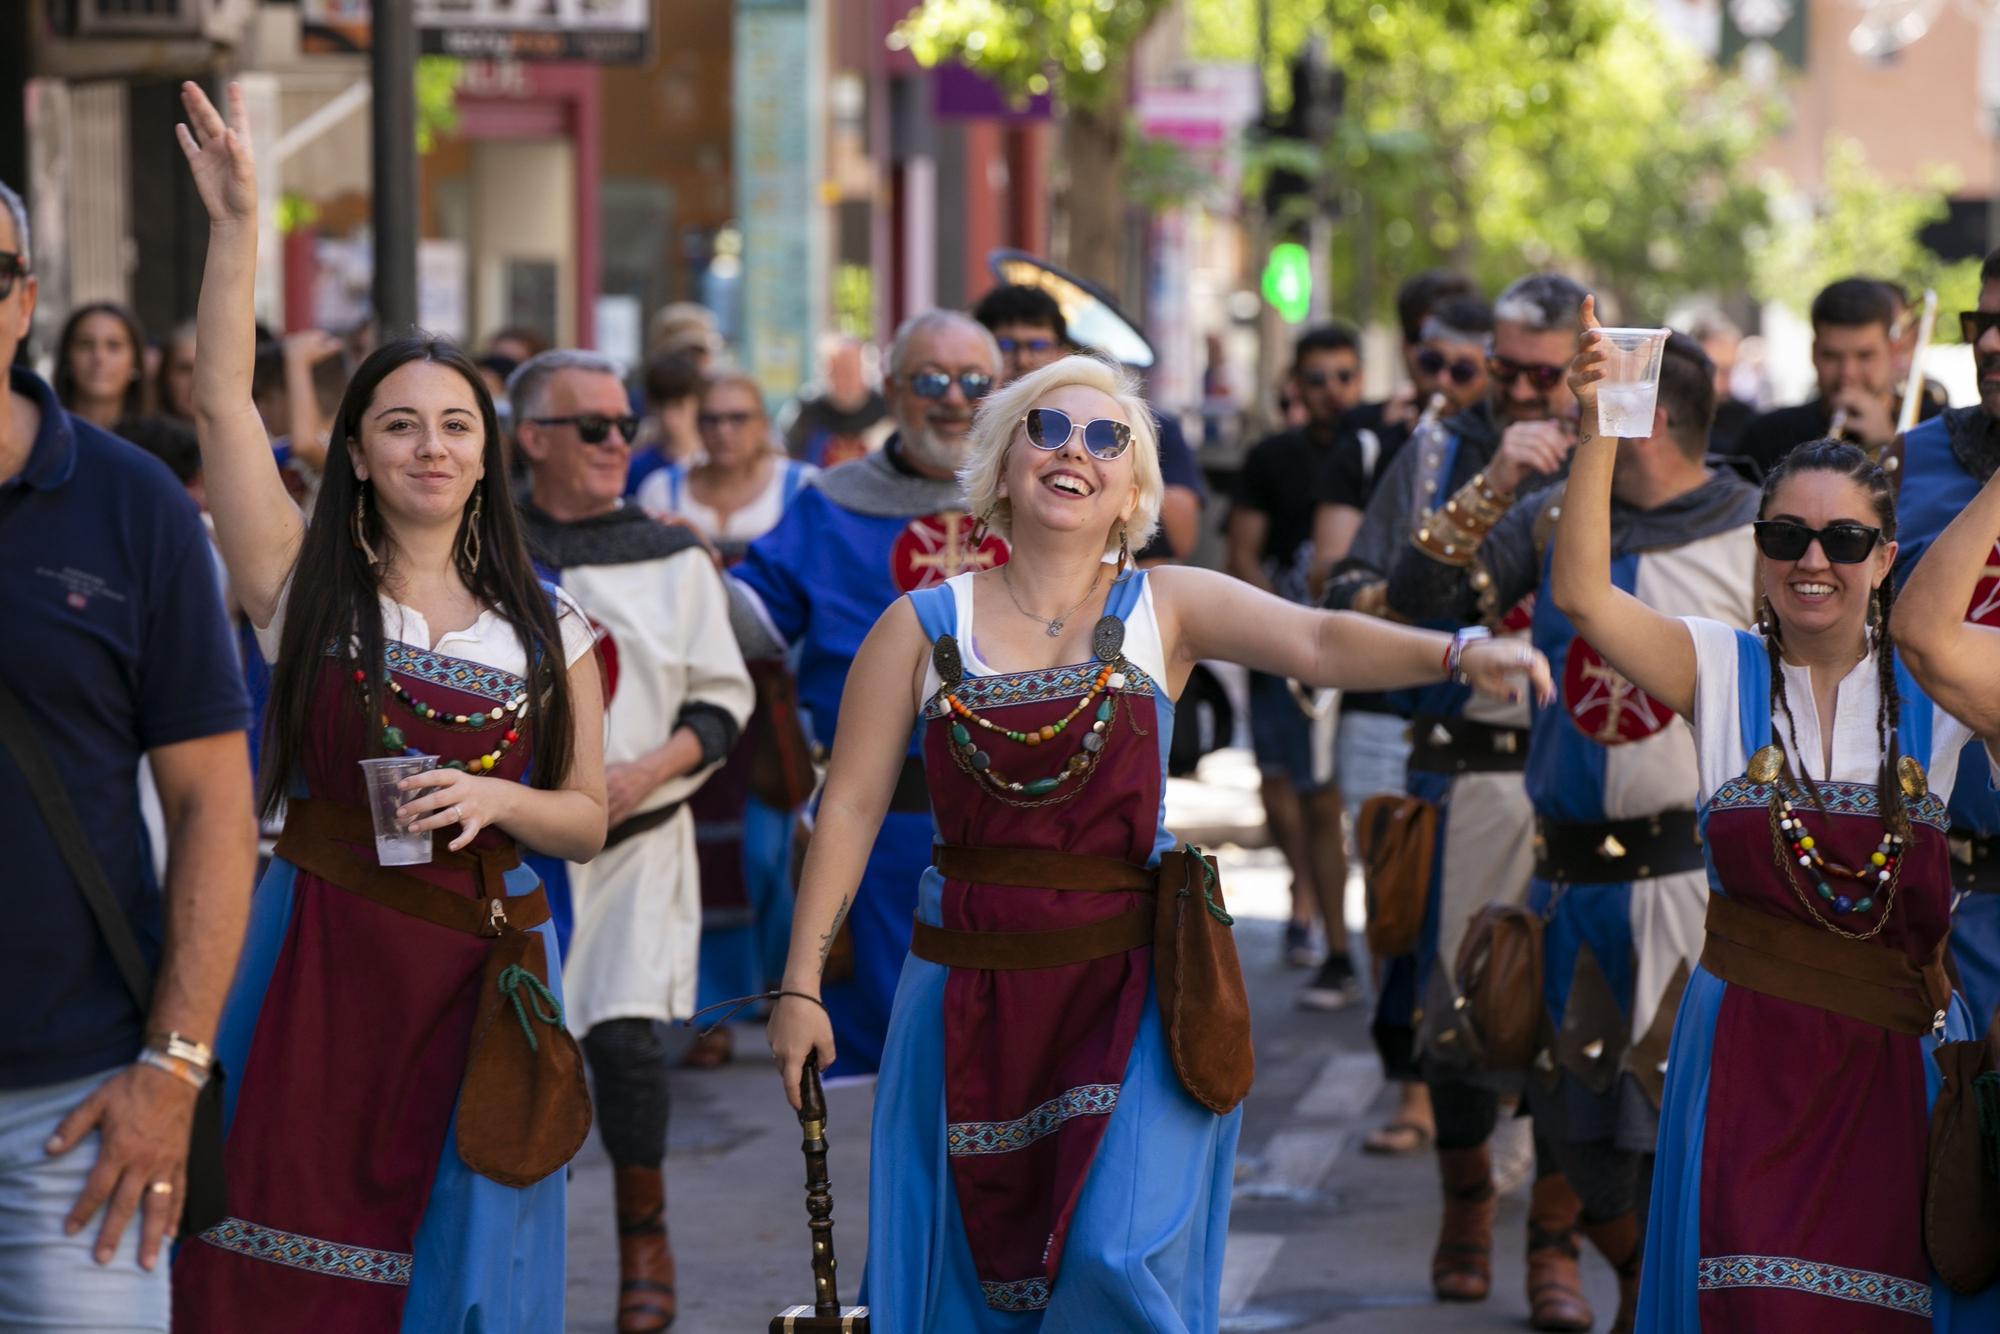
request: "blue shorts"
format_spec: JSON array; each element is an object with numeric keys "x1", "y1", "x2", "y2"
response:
[
  {"x1": 1248, "y1": 670, "x2": 1337, "y2": 793},
  {"x1": 0, "y1": 1070, "x2": 171, "y2": 1331}
]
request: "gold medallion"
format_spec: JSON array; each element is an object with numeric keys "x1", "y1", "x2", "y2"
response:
[
  {"x1": 1747, "y1": 745, "x2": 1785, "y2": 785},
  {"x1": 1898, "y1": 754, "x2": 1928, "y2": 800}
]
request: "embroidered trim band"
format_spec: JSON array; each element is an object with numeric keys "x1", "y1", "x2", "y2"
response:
[
  {"x1": 924, "y1": 665, "x2": 1155, "y2": 719},
  {"x1": 198, "y1": 1216, "x2": 414, "y2": 1286},
  {"x1": 1696, "y1": 1254, "x2": 1932, "y2": 1317},
  {"x1": 1708, "y1": 778, "x2": 1948, "y2": 832},
  {"x1": 947, "y1": 1083, "x2": 1121, "y2": 1157},
  {"x1": 981, "y1": 1276, "x2": 1052, "y2": 1311}
]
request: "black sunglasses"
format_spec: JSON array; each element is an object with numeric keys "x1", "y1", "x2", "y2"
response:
[
  {"x1": 1416, "y1": 347, "x2": 1483, "y2": 386},
  {"x1": 1961, "y1": 311, "x2": 2000, "y2": 344},
  {"x1": 997, "y1": 337, "x2": 1058, "y2": 355},
  {"x1": 0, "y1": 250, "x2": 25, "y2": 300},
  {"x1": 1022, "y1": 407, "x2": 1133, "y2": 460},
  {"x1": 1299, "y1": 367, "x2": 1357, "y2": 388},
  {"x1": 528, "y1": 413, "x2": 640, "y2": 445},
  {"x1": 1486, "y1": 355, "x2": 1567, "y2": 392},
  {"x1": 1753, "y1": 519, "x2": 1883, "y2": 564},
  {"x1": 698, "y1": 410, "x2": 758, "y2": 430},
  {"x1": 908, "y1": 370, "x2": 994, "y2": 402}
]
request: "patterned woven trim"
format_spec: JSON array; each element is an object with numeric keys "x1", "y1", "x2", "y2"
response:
[
  {"x1": 383, "y1": 640, "x2": 525, "y2": 703},
  {"x1": 947, "y1": 1083, "x2": 1121, "y2": 1157},
  {"x1": 1707, "y1": 777, "x2": 1948, "y2": 832},
  {"x1": 923, "y1": 664, "x2": 1156, "y2": 718},
  {"x1": 197, "y1": 1216, "x2": 414, "y2": 1286},
  {"x1": 1696, "y1": 1254, "x2": 1932, "y2": 1317},
  {"x1": 981, "y1": 1276, "x2": 1052, "y2": 1311}
]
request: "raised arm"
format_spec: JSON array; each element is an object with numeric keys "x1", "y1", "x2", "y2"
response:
[
  {"x1": 1156, "y1": 564, "x2": 1551, "y2": 704},
  {"x1": 767, "y1": 599, "x2": 928, "y2": 1108},
  {"x1": 1548, "y1": 296, "x2": 1696, "y2": 717},
  {"x1": 1897, "y1": 466, "x2": 2000, "y2": 741},
  {"x1": 175, "y1": 82, "x2": 303, "y2": 627}
]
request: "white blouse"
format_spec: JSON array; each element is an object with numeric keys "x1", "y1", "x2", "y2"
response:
[{"x1": 258, "y1": 585, "x2": 598, "y2": 678}]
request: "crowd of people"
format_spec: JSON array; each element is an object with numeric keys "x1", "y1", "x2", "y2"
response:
[{"x1": 6, "y1": 76, "x2": 2000, "y2": 1334}]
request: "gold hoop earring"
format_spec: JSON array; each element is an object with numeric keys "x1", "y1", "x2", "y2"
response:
[
  {"x1": 351, "y1": 485, "x2": 381, "y2": 568},
  {"x1": 461, "y1": 488, "x2": 483, "y2": 572}
]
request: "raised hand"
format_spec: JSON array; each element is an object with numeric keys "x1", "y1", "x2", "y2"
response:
[
  {"x1": 175, "y1": 82, "x2": 257, "y2": 228},
  {"x1": 1567, "y1": 294, "x2": 1608, "y2": 416}
]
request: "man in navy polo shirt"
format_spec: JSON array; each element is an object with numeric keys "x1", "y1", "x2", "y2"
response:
[{"x1": 0, "y1": 179, "x2": 254, "y2": 1327}]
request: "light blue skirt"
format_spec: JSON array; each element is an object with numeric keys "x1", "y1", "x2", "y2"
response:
[
  {"x1": 861, "y1": 928, "x2": 1239, "y2": 1331},
  {"x1": 1637, "y1": 965, "x2": 2000, "y2": 1332}
]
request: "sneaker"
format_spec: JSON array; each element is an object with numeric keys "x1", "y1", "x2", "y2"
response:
[
  {"x1": 1298, "y1": 955, "x2": 1361, "y2": 1011},
  {"x1": 1283, "y1": 921, "x2": 1317, "y2": 968}
]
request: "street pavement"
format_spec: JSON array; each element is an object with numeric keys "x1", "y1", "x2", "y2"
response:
[{"x1": 564, "y1": 750, "x2": 1621, "y2": 1331}]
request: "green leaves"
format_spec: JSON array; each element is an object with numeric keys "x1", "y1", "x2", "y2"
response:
[{"x1": 892, "y1": 0, "x2": 1172, "y2": 107}]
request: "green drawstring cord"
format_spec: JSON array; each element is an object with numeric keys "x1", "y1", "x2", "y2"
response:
[
  {"x1": 1180, "y1": 843, "x2": 1233, "y2": 926},
  {"x1": 497, "y1": 963, "x2": 564, "y2": 1053},
  {"x1": 1976, "y1": 1071, "x2": 2000, "y2": 1180}
]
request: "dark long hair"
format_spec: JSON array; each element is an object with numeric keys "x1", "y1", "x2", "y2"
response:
[
  {"x1": 1757, "y1": 439, "x2": 1909, "y2": 837},
  {"x1": 257, "y1": 337, "x2": 576, "y2": 817},
  {"x1": 54, "y1": 301, "x2": 147, "y2": 421}
]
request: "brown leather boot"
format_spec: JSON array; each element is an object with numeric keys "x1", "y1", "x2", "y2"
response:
[
  {"x1": 614, "y1": 1165, "x2": 677, "y2": 1332},
  {"x1": 1431, "y1": 1144, "x2": 1496, "y2": 1302},
  {"x1": 1582, "y1": 1211, "x2": 1643, "y2": 1334},
  {"x1": 1525, "y1": 1173, "x2": 1594, "y2": 1332}
]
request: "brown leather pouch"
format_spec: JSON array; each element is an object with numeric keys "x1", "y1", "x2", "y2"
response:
[
  {"x1": 1355, "y1": 795, "x2": 1437, "y2": 959},
  {"x1": 1154, "y1": 846, "x2": 1254, "y2": 1114},
  {"x1": 747, "y1": 660, "x2": 818, "y2": 810},
  {"x1": 1452, "y1": 902, "x2": 1545, "y2": 1072},
  {"x1": 457, "y1": 927, "x2": 594, "y2": 1187},
  {"x1": 1926, "y1": 1010, "x2": 2000, "y2": 1293}
]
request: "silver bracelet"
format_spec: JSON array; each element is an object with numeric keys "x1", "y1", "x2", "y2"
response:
[
  {"x1": 146, "y1": 1032, "x2": 214, "y2": 1072},
  {"x1": 1445, "y1": 626, "x2": 1493, "y2": 683}
]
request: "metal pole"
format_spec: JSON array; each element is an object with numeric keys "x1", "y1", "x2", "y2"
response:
[{"x1": 371, "y1": 0, "x2": 419, "y2": 335}]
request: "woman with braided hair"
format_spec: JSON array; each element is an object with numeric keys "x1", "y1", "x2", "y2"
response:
[{"x1": 1553, "y1": 296, "x2": 2000, "y2": 1331}]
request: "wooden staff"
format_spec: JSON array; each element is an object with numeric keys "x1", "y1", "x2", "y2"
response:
[
  {"x1": 1897, "y1": 288, "x2": 1939, "y2": 435},
  {"x1": 769, "y1": 1056, "x2": 870, "y2": 1332}
]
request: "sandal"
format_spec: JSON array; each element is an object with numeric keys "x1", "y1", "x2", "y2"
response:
[{"x1": 1362, "y1": 1119, "x2": 1434, "y2": 1156}]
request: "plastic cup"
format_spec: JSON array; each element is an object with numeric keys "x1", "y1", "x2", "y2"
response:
[
  {"x1": 359, "y1": 754, "x2": 439, "y2": 866},
  {"x1": 1594, "y1": 327, "x2": 1670, "y2": 438}
]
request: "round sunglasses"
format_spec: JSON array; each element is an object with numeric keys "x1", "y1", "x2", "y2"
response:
[
  {"x1": 908, "y1": 370, "x2": 994, "y2": 402},
  {"x1": 1752, "y1": 519, "x2": 1882, "y2": 564},
  {"x1": 1021, "y1": 407, "x2": 1133, "y2": 460},
  {"x1": 1416, "y1": 346, "x2": 1483, "y2": 386}
]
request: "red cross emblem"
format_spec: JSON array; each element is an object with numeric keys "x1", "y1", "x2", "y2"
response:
[
  {"x1": 1563, "y1": 637, "x2": 1674, "y2": 745},
  {"x1": 889, "y1": 511, "x2": 1009, "y2": 592},
  {"x1": 588, "y1": 615, "x2": 621, "y2": 705},
  {"x1": 1966, "y1": 540, "x2": 2000, "y2": 626}
]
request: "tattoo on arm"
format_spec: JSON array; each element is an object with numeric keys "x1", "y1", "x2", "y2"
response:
[{"x1": 816, "y1": 894, "x2": 852, "y2": 967}]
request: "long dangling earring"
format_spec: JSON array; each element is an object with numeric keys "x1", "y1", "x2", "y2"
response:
[
  {"x1": 1115, "y1": 523, "x2": 1133, "y2": 578},
  {"x1": 1758, "y1": 595, "x2": 1781, "y2": 645},
  {"x1": 461, "y1": 487, "x2": 484, "y2": 572},
  {"x1": 969, "y1": 503, "x2": 996, "y2": 549},
  {"x1": 351, "y1": 484, "x2": 381, "y2": 568}
]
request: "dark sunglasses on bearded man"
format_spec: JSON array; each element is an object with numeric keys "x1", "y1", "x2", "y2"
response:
[
  {"x1": 907, "y1": 370, "x2": 995, "y2": 401},
  {"x1": 527, "y1": 413, "x2": 642, "y2": 445}
]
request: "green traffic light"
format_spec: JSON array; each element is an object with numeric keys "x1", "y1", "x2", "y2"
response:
[{"x1": 1261, "y1": 243, "x2": 1312, "y2": 325}]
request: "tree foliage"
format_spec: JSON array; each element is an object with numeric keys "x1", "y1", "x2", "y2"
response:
[
  {"x1": 891, "y1": 0, "x2": 1171, "y2": 109},
  {"x1": 1193, "y1": 0, "x2": 1773, "y2": 322},
  {"x1": 1752, "y1": 137, "x2": 1982, "y2": 341}
]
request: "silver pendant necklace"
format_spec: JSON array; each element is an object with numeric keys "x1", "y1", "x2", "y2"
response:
[{"x1": 1002, "y1": 565, "x2": 1102, "y2": 638}]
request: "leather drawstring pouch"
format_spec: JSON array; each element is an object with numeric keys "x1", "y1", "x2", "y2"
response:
[
  {"x1": 1355, "y1": 795, "x2": 1437, "y2": 959},
  {"x1": 1154, "y1": 845, "x2": 1254, "y2": 1114},
  {"x1": 1451, "y1": 902, "x2": 1545, "y2": 1073},
  {"x1": 1926, "y1": 1008, "x2": 2000, "y2": 1293},
  {"x1": 457, "y1": 926, "x2": 594, "y2": 1187}
]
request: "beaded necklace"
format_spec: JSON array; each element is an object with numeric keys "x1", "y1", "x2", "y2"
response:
[
  {"x1": 1750, "y1": 743, "x2": 1922, "y2": 941},
  {"x1": 351, "y1": 661, "x2": 529, "y2": 773},
  {"x1": 931, "y1": 612, "x2": 1140, "y2": 808}
]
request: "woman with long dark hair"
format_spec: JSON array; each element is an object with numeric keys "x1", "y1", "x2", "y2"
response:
[
  {"x1": 1553, "y1": 297, "x2": 2000, "y2": 1330},
  {"x1": 167, "y1": 83, "x2": 606, "y2": 1332},
  {"x1": 54, "y1": 299, "x2": 147, "y2": 428}
]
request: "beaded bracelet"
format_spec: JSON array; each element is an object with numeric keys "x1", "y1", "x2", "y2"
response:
[{"x1": 136, "y1": 1048, "x2": 209, "y2": 1092}]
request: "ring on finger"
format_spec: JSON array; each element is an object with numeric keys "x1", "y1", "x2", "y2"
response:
[
  {"x1": 451, "y1": 804, "x2": 463, "y2": 823},
  {"x1": 148, "y1": 1181, "x2": 175, "y2": 1196}
]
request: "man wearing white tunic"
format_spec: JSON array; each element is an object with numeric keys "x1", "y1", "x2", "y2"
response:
[{"x1": 511, "y1": 350, "x2": 754, "y2": 1334}]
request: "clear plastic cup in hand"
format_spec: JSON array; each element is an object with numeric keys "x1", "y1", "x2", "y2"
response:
[
  {"x1": 359, "y1": 754, "x2": 439, "y2": 866},
  {"x1": 1594, "y1": 327, "x2": 1671, "y2": 439}
]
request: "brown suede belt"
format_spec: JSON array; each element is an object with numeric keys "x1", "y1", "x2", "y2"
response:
[
  {"x1": 910, "y1": 843, "x2": 1158, "y2": 970},
  {"x1": 277, "y1": 798, "x2": 550, "y2": 938},
  {"x1": 1698, "y1": 892, "x2": 1951, "y2": 1036}
]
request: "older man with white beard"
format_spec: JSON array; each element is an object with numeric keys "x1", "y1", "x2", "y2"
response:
[{"x1": 730, "y1": 310, "x2": 1006, "y2": 1075}]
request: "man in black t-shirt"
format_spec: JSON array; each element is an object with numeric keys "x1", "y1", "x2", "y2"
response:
[{"x1": 1227, "y1": 323, "x2": 1365, "y2": 1005}]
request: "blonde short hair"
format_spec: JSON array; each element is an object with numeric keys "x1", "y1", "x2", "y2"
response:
[{"x1": 958, "y1": 355, "x2": 1163, "y2": 556}]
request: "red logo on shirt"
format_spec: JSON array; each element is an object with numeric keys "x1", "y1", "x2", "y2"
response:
[
  {"x1": 588, "y1": 615, "x2": 620, "y2": 704},
  {"x1": 889, "y1": 512, "x2": 1009, "y2": 592},
  {"x1": 1965, "y1": 541, "x2": 2000, "y2": 626},
  {"x1": 67, "y1": 592, "x2": 88, "y2": 610},
  {"x1": 1564, "y1": 638, "x2": 1674, "y2": 745}
]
